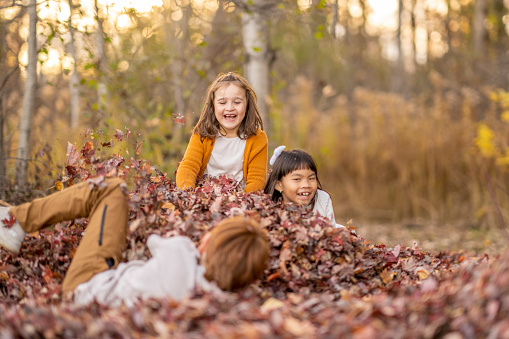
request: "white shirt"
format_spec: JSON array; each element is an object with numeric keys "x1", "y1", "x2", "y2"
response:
[
  {"x1": 313, "y1": 189, "x2": 344, "y2": 228},
  {"x1": 73, "y1": 235, "x2": 215, "y2": 307},
  {"x1": 204, "y1": 135, "x2": 246, "y2": 186}
]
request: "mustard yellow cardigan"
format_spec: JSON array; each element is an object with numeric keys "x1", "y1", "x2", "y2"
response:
[{"x1": 176, "y1": 129, "x2": 268, "y2": 192}]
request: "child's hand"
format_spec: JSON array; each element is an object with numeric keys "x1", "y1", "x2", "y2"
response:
[{"x1": 197, "y1": 232, "x2": 211, "y2": 254}]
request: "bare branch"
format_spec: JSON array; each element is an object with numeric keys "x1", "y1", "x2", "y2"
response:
[
  {"x1": 0, "y1": 0, "x2": 51, "y2": 10},
  {"x1": 0, "y1": 3, "x2": 22, "y2": 10},
  {"x1": 0, "y1": 67, "x2": 19, "y2": 94}
]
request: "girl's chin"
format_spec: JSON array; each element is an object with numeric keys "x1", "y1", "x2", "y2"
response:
[{"x1": 220, "y1": 125, "x2": 240, "y2": 136}]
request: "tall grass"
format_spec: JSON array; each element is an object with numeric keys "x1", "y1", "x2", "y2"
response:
[{"x1": 270, "y1": 75, "x2": 509, "y2": 227}]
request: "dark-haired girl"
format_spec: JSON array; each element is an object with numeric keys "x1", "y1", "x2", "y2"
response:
[
  {"x1": 176, "y1": 72, "x2": 268, "y2": 192},
  {"x1": 264, "y1": 147, "x2": 344, "y2": 228}
]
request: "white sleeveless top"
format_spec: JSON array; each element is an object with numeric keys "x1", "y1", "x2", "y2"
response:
[{"x1": 204, "y1": 135, "x2": 247, "y2": 185}]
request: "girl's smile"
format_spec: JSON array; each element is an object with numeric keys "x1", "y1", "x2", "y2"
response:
[
  {"x1": 276, "y1": 168, "x2": 318, "y2": 206},
  {"x1": 214, "y1": 84, "x2": 247, "y2": 138}
]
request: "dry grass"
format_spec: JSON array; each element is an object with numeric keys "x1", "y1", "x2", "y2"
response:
[{"x1": 272, "y1": 74, "x2": 509, "y2": 235}]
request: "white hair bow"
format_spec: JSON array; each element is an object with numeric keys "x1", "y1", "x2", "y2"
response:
[{"x1": 269, "y1": 145, "x2": 286, "y2": 166}]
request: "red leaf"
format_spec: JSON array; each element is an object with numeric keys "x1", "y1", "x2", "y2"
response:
[
  {"x1": 1, "y1": 215, "x2": 16, "y2": 228},
  {"x1": 114, "y1": 129, "x2": 124, "y2": 141},
  {"x1": 172, "y1": 113, "x2": 186, "y2": 126}
]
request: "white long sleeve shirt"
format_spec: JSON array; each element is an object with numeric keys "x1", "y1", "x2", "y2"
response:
[
  {"x1": 73, "y1": 235, "x2": 215, "y2": 307},
  {"x1": 313, "y1": 189, "x2": 344, "y2": 228}
]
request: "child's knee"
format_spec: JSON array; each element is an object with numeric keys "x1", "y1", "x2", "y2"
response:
[
  {"x1": 106, "y1": 177, "x2": 126, "y2": 186},
  {"x1": 106, "y1": 178, "x2": 128, "y2": 195}
]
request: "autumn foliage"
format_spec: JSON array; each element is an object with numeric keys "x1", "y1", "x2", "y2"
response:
[{"x1": 0, "y1": 130, "x2": 508, "y2": 338}]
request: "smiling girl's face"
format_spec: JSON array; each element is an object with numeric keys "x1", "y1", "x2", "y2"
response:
[
  {"x1": 275, "y1": 167, "x2": 318, "y2": 206},
  {"x1": 214, "y1": 84, "x2": 247, "y2": 138}
]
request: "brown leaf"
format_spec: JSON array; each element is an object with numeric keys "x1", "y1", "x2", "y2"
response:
[{"x1": 380, "y1": 268, "x2": 396, "y2": 284}]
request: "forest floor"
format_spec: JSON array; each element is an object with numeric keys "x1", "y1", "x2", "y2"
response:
[{"x1": 356, "y1": 219, "x2": 508, "y2": 257}]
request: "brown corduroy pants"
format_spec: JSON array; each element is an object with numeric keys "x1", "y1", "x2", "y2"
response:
[{"x1": 9, "y1": 178, "x2": 129, "y2": 294}]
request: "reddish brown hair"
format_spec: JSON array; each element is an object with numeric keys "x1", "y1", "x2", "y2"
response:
[
  {"x1": 204, "y1": 216, "x2": 269, "y2": 291},
  {"x1": 193, "y1": 72, "x2": 264, "y2": 141}
]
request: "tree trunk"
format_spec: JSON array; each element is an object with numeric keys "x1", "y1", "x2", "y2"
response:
[
  {"x1": 392, "y1": 0, "x2": 405, "y2": 93},
  {"x1": 241, "y1": 1, "x2": 271, "y2": 126},
  {"x1": 358, "y1": 0, "x2": 367, "y2": 37},
  {"x1": 330, "y1": 0, "x2": 339, "y2": 38},
  {"x1": 342, "y1": 0, "x2": 350, "y2": 42},
  {"x1": 94, "y1": 0, "x2": 107, "y2": 124},
  {"x1": 15, "y1": 0, "x2": 38, "y2": 187},
  {"x1": 396, "y1": 0, "x2": 404, "y2": 61},
  {"x1": 472, "y1": 0, "x2": 487, "y2": 55},
  {"x1": 341, "y1": 0, "x2": 354, "y2": 93},
  {"x1": 410, "y1": 0, "x2": 417, "y2": 67},
  {"x1": 0, "y1": 17, "x2": 6, "y2": 191},
  {"x1": 167, "y1": 2, "x2": 190, "y2": 156},
  {"x1": 425, "y1": 5, "x2": 431, "y2": 63},
  {"x1": 68, "y1": 0, "x2": 80, "y2": 128},
  {"x1": 444, "y1": 0, "x2": 453, "y2": 54},
  {"x1": 493, "y1": 0, "x2": 507, "y2": 51}
]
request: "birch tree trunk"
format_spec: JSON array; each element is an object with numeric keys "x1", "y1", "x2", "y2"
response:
[
  {"x1": 472, "y1": 0, "x2": 486, "y2": 55},
  {"x1": 68, "y1": 0, "x2": 80, "y2": 128},
  {"x1": 15, "y1": 0, "x2": 38, "y2": 187},
  {"x1": 94, "y1": 0, "x2": 107, "y2": 122},
  {"x1": 241, "y1": 1, "x2": 272, "y2": 126}
]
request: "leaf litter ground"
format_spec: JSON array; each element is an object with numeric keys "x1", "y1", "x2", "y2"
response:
[{"x1": 0, "y1": 130, "x2": 508, "y2": 338}]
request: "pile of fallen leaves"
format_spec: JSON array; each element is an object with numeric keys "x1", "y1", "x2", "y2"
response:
[{"x1": 0, "y1": 128, "x2": 508, "y2": 338}]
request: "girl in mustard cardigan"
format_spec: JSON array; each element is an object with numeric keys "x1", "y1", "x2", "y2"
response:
[{"x1": 176, "y1": 72, "x2": 268, "y2": 192}]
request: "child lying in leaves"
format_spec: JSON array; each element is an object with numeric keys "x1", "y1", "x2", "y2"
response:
[{"x1": 0, "y1": 178, "x2": 269, "y2": 307}]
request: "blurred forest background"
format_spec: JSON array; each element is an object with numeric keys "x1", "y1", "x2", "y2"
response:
[{"x1": 1, "y1": 0, "x2": 509, "y2": 253}]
